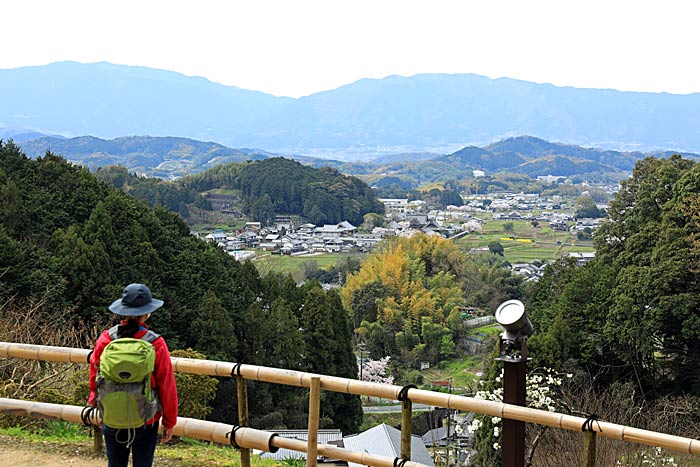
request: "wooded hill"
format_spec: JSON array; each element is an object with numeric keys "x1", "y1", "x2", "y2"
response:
[
  {"x1": 182, "y1": 157, "x2": 384, "y2": 226},
  {"x1": 20, "y1": 135, "x2": 273, "y2": 178},
  {"x1": 359, "y1": 136, "x2": 700, "y2": 187},
  {"x1": 0, "y1": 141, "x2": 362, "y2": 433},
  {"x1": 74, "y1": 156, "x2": 386, "y2": 226},
  {"x1": 18, "y1": 134, "x2": 700, "y2": 184}
]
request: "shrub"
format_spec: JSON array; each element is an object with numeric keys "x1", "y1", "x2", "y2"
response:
[{"x1": 170, "y1": 349, "x2": 219, "y2": 420}]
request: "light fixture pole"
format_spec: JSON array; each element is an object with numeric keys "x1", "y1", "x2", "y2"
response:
[{"x1": 494, "y1": 300, "x2": 533, "y2": 467}]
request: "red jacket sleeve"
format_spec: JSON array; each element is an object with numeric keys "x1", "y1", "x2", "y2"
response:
[{"x1": 153, "y1": 337, "x2": 178, "y2": 429}]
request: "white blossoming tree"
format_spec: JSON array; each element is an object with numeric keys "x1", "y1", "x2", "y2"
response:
[
  {"x1": 470, "y1": 367, "x2": 571, "y2": 466},
  {"x1": 359, "y1": 356, "x2": 395, "y2": 385}
]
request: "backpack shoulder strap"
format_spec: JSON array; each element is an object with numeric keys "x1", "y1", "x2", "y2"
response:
[
  {"x1": 107, "y1": 326, "x2": 159, "y2": 343},
  {"x1": 107, "y1": 325, "x2": 120, "y2": 341},
  {"x1": 140, "y1": 330, "x2": 161, "y2": 344}
]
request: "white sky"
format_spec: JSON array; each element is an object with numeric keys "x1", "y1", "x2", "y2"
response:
[{"x1": 2, "y1": 0, "x2": 699, "y2": 98}]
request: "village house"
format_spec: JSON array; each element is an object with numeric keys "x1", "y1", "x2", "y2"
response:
[
  {"x1": 569, "y1": 252, "x2": 596, "y2": 266},
  {"x1": 379, "y1": 198, "x2": 409, "y2": 214},
  {"x1": 243, "y1": 221, "x2": 262, "y2": 231},
  {"x1": 204, "y1": 230, "x2": 227, "y2": 244}
]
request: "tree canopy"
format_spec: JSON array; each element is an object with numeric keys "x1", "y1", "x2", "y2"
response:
[
  {"x1": 0, "y1": 141, "x2": 361, "y2": 433},
  {"x1": 344, "y1": 234, "x2": 522, "y2": 371},
  {"x1": 529, "y1": 155, "x2": 700, "y2": 397},
  {"x1": 94, "y1": 165, "x2": 211, "y2": 218},
  {"x1": 180, "y1": 157, "x2": 384, "y2": 226}
]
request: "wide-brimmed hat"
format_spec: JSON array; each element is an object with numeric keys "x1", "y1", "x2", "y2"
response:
[{"x1": 108, "y1": 283, "x2": 164, "y2": 316}]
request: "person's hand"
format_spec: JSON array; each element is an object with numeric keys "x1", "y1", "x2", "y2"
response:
[{"x1": 161, "y1": 427, "x2": 174, "y2": 444}]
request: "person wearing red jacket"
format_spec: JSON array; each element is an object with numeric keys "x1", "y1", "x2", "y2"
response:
[{"x1": 89, "y1": 283, "x2": 178, "y2": 467}]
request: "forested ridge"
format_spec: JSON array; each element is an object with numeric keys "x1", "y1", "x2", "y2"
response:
[
  {"x1": 94, "y1": 165, "x2": 211, "y2": 218},
  {"x1": 181, "y1": 157, "x2": 384, "y2": 225},
  {"x1": 90, "y1": 157, "x2": 384, "y2": 227},
  {"x1": 0, "y1": 141, "x2": 361, "y2": 433}
]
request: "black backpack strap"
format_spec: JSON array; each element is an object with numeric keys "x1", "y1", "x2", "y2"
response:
[{"x1": 140, "y1": 330, "x2": 161, "y2": 344}]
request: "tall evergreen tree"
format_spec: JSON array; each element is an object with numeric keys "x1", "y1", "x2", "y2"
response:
[{"x1": 192, "y1": 289, "x2": 237, "y2": 361}]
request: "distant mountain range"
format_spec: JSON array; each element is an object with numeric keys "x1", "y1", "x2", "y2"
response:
[
  {"x1": 2, "y1": 61, "x2": 700, "y2": 155},
  {"x1": 0, "y1": 127, "x2": 62, "y2": 143},
  {"x1": 16, "y1": 134, "x2": 699, "y2": 182}
]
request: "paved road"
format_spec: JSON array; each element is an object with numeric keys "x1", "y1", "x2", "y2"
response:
[{"x1": 363, "y1": 403, "x2": 432, "y2": 413}]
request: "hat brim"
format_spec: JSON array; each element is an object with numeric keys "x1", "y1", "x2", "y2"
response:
[{"x1": 108, "y1": 298, "x2": 164, "y2": 316}]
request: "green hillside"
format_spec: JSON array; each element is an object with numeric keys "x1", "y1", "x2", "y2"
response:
[
  {"x1": 20, "y1": 135, "x2": 272, "y2": 178},
  {"x1": 181, "y1": 157, "x2": 385, "y2": 225},
  {"x1": 0, "y1": 141, "x2": 362, "y2": 433}
]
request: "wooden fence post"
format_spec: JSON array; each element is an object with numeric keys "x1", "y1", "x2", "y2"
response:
[
  {"x1": 307, "y1": 377, "x2": 321, "y2": 467},
  {"x1": 401, "y1": 398, "x2": 412, "y2": 460},
  {"x1": 236, "y1": 374, "x2": 251, "y2": 467},
  {"x1": 583, "y1": 431, "x2": 597, "y2": 467},
  {"x1": 93, "y1": 426, "x2": 103, "y2": 454}
]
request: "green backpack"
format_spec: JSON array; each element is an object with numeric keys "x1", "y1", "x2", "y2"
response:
[{"x1": 96, "y1": 326, "x2": 161, "y2": 429}]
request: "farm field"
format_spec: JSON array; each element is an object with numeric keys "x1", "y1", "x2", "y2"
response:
[
  {"x1": 453, "y1": 218, "x2": 595, "y2": 263},
  {"x1": 252, "y1": 252, "x2": 359, "y2": 277}
]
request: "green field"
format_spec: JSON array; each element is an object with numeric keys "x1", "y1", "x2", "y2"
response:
[
  {"x1": 454, "y1": 218, "x2": 595, "y2": 263},
  {"x1": 252, "y1": 252, "x2": 357, "y2": 277},
  {"x1": 420, "y1": 354, "x2": 486, "y2": 393}
]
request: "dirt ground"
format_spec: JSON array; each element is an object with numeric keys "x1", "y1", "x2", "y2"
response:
[
  {"x1": 0, "y1": 445, "x2": 103, "y2": 466},
  {"x1": 0, "y1": 436, "x2": 185, "y2": 467}
]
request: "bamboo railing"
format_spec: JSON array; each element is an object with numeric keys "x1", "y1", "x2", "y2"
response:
[
  {"x1": 1, "y1": 341, "x2": 699, "y2": 460},
  {"x1": 0, "y1": 398, "x2": 430, "y2": 467}
]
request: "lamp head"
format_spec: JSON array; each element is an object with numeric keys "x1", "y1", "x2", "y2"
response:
[{"x1": 495, "y1": 299, "x2": 533, "y2": 349}]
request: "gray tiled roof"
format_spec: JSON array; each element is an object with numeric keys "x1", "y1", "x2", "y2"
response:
[
  {"x1": 343, "y1": 424, "x2": 434, "y2": 467},
  {"x1": 259, "y1": 429, "x2": 343, "y2": 460},
  {"x1": 422, "y1": 426, "x2": 452, "y2": 444}
]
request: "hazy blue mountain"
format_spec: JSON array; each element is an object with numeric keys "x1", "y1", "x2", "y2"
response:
[
  {"x1": 4, "y1": 62, "x2": 700, "y2": 154},
  {"x1": 262, "y1": 74, "x2": 700, "y2": 153},
  {"x1": 0, "y1": 61, "x2": 291, "y2": 144},
  {"x1": 0, "y1": 127, "x2": 61, "y2": 143}
]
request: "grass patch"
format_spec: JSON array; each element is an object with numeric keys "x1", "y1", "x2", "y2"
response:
[
  {"x1": 190, "y1": 219, "x2": 247, "y2": 233},
  {"x1": 466, "y1": 324, "x2": 502, "y2": 338},
  {"x1": 421, "y1": 354, "x2": 488, "y2": 393},
  {"x1": 157, "y1": 438, "x2": 280, "y2": 467},
  {"x1": 0, "y1": 423, "x2": 92, "y2": 443}
]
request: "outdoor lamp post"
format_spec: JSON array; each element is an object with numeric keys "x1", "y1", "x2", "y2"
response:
[{"x1": 494, "y1": 300, "x2": 533, "y2": 467}]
